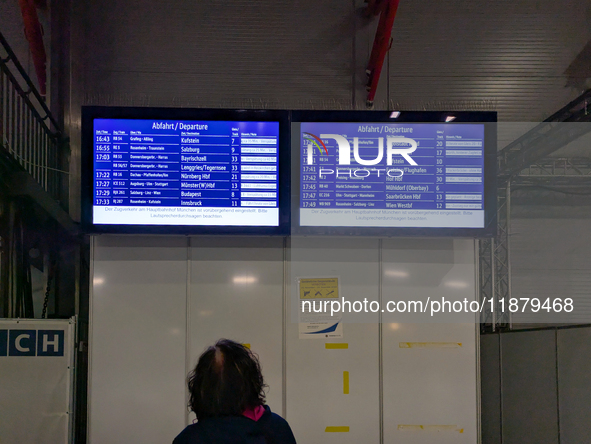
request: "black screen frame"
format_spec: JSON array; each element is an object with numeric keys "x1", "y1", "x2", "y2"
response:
[
  {"x1": 81, "y1": 106, "x2": 291, "y2": 235},
  {"x1": 290, "y1": 110, "x2": 497, "y2": 237}
]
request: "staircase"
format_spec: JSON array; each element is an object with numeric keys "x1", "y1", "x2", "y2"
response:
[
  {"x1": 0, "y1": 30, "x2": 77, "y2": 320},
  {"x1": 0, "y1": 30, "x2": 68, "y2": 209}
]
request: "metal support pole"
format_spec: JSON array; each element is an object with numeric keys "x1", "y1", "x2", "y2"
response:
[
  {"x1": 479, "y1": 237, "x2": 495, "y2": 332},
  {"x1": 506, "y1": 179, "x2": 512, "y2": 329},
  {"x1": 492, "y1": 178, "x2": 511, "y2": 329},
  {"x1": 491, "y1": 238, "x2": 497, "y2": 331}
]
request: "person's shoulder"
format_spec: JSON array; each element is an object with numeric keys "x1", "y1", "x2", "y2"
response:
[
  {"x1": 261, "y1": 406, "x2": 297, "y2": 443},
  {"x1": 172, "y1": 423, "x2": 200, "y2": 444},
  {"x1": 267, "y1": 411, "x2": 290, "y2": 427}
]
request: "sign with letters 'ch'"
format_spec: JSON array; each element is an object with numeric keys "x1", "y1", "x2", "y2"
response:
[{"x1": 0, "y1": 329, "x2": 65, "y2": 356}]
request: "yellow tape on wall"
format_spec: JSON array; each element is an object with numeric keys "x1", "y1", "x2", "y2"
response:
[
  {"x1": 325, "y1": 427, "x2": 350, "y2": 433},
  {"x1": 325, "y1": 343, "x2": 348, "y2": 349},
  {"x1": 343, "y1": 371, "x2": 349, "y2": 394}
]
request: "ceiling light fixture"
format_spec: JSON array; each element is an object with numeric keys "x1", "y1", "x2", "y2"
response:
[
  {"x1": 444, "y1": 280, "x2": 469, "y2": 289},
  {"x1": 233, "y1": 275, "x2": 258, "y2": 285},
  {"x1": 384, "y1": 269, "x2": 409, "y2": 278}
]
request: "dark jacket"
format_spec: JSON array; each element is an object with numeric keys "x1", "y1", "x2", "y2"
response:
[{"x1": 172, "y1": 405, "x2": 296, "y2": 444}]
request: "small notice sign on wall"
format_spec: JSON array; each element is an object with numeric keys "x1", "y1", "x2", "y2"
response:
[{"x1": 298, "y1": 277, "x2": 343, "y2": 339}]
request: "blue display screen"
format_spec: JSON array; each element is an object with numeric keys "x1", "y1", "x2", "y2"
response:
[
  {"x1": 299, "y1": 122, "x2": 485, "y2": 228},
  {"x1": 93, "y1": 119, "x2": 280, "y2": 226}
]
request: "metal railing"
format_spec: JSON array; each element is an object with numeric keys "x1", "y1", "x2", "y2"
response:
[{"x1": 0, "y1": 31, "x2": 68, "y2": 209}]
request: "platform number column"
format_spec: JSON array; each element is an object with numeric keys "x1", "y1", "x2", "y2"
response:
[
  {"x1": 231, "y1": 133, "x2": 240, "y2": 206},
  {"x1": 435, "y1": 131, "x2": 444, "y2": 209}
]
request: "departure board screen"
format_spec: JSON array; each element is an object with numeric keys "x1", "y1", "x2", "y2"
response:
[
  {"x1": 297, "y1": 122, "x2": 486, "y2": 229},
  {"x1": 92, "y1": 119, "x2": 280, "y2": 226}
]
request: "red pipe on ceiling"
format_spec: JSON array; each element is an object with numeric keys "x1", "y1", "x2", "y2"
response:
[
  {"x1": 18, "y1": 0, "x2": 47, "y2": 96},
  {"x1": 365, "y1": 0, "x2": 400, "y2": 106}
]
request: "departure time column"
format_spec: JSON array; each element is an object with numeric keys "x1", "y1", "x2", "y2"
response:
[
  {"x1": 301, "y1": 140, "x2": 318, "y2": 209},
  {"x1": 94, "y1": 128, "x2": 112, "y2": 206}
]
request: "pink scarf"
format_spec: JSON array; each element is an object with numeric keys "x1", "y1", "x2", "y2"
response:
[{"x1": 242, "y1": 405, "x2": 265, "y2": 422}]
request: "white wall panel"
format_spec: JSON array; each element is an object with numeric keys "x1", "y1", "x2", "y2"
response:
[
  {"x1": 381, "y1": 238, "x2": 478, "y2": 324},
  {"x1": 90, "y1": 236, "x2": 188, "y2": 444},
  {"x1": 287, "y1": 238, "x2": 380, "y2": 444},
  {"x1": 89, "y1": 235, "x2": 479, "y2": 444},
  {"x1": 188, "y1": 237, "x2": 285, "y2": 420},
  {"x1": 382, "y1": 323, "x2": 478, "y2": 444},
  {"x1": 382, "y1": 239, "x2": 478, "y2": 444}
]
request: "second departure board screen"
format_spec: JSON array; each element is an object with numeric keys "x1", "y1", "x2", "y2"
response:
[
  {"x1": 92, "y1": 119, "x2": 280, "y2": 226},
  {"x1": 298, "y1": 122, "x2": 486, "y2": 229}
]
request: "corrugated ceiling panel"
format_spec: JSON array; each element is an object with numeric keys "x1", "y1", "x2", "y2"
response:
[
  {"x1": 81, "y1": 0, "x2": 354, "y2": 108},
  {"x1": 389, "y1": 0, "x2": 591, "y2": 121},
  {"x1": 79, "y1": 0, "x2": 591, "y2": 117}
]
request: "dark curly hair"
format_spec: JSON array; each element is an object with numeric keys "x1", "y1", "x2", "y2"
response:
[{"x1": 188, "y1": 339, "x2": 267, "y2": 420}]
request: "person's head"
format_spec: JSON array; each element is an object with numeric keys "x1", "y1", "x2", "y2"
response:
[{"x1": 188, "y1": 339, "x2": 267, "y2": 419}]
